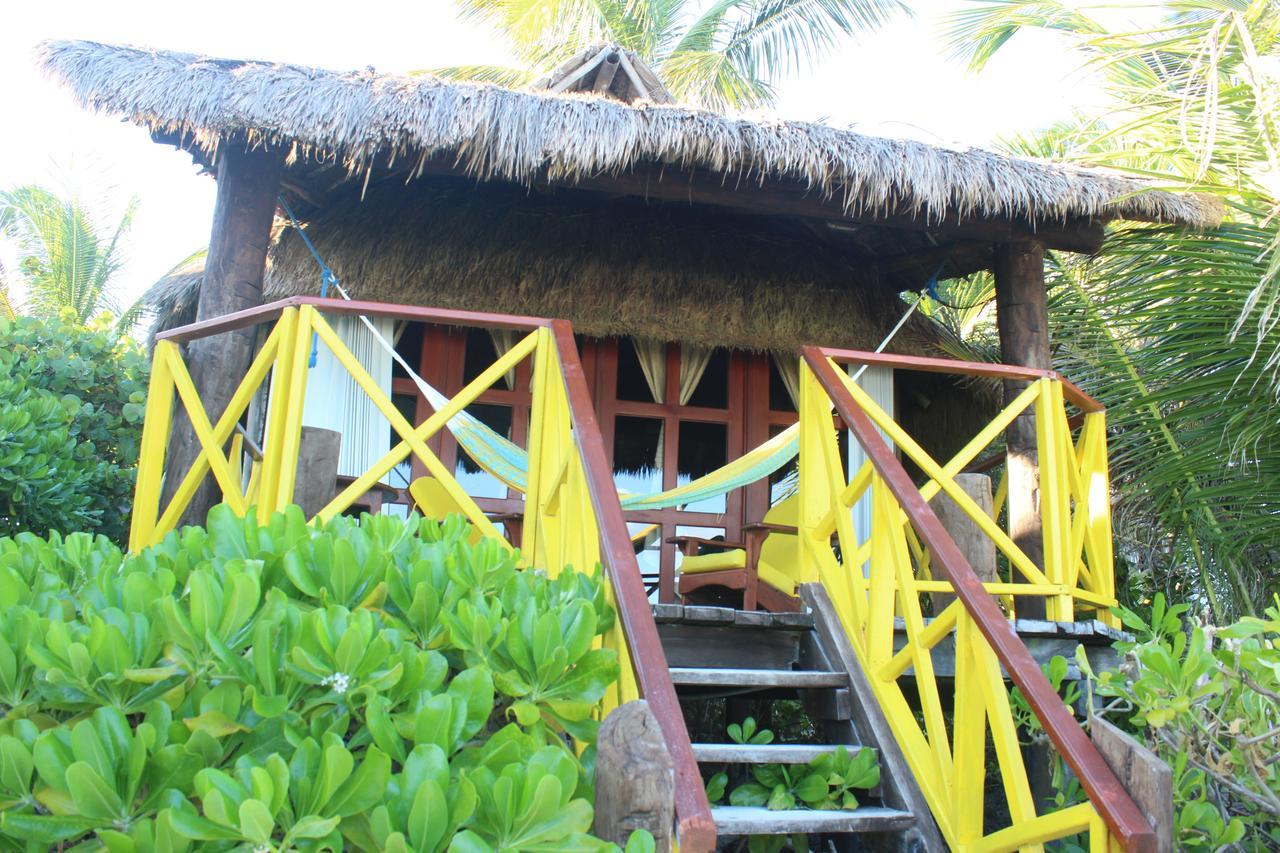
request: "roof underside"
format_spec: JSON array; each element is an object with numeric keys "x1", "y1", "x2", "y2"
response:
[{"x1": 38, "y1": 39, "x2": 1222, "y2": 252}]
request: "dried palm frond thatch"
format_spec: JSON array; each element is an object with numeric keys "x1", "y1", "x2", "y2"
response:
[
  {"x1": 145, "y1": 177, "x2": 944, "y2": 353},
  {"x1": 38, "y1": 40, "x2": 1222, "y2": 230}
]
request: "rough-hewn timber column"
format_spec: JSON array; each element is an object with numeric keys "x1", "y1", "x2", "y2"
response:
[
  {"x1": 994, "y1": 240, "x2": 1049, "y2": 621},
  {"x1": 162, "y1": 144, "x2": 282, "y2": 526}
]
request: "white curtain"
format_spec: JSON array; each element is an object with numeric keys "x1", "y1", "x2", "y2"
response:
[
  {"x1": 679, "y1": 345, "x2": 714, "y2": 405},
  {"x1": 488, "y1": 328, "x2": 521, "y2": 390},
  {"x1": 772, "y1": 353, "x2": 801, "y2": 409},
  {"x1": 300, "y1": 314, "x2": 396, "y2": 480},
  {"x1": 846, "y1": 365, "x2": 895, "y2": 575},
  {"x1": 632, "y1": 338, "x2": 667, "y2": 403}
]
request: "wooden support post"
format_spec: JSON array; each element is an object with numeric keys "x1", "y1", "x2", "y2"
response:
[
  {"x1": 928, "y1": 473, "x2": 997, "y2": 613},
  {"x1": 1091, "y1": 717, "x2": 1174, "y2": 853},
  {"x1": 163, "y1": 144, "x2": 282, "y2": 527},
  {"x1": 994, "y1": 240, "x2": 1049, "y2": 621},
  {"x1": 594, "y1": 700, "x2": 675, "y2": 852},
  {"x1": 292, "y1": 427, "x2": 341, "y2": 519}
]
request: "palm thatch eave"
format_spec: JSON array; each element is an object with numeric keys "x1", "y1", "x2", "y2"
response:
[{"x1": 38, "y1": 39, "x2": 1224, "y2": 233}]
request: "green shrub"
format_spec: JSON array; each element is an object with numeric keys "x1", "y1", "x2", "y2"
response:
[
  {"x1": 1080, "y1": 595, "x2": 1280, "y2": 850},
  {"x1": 0, "y1": 314, "x2": 148, "y2": 543},
  {"x1": 0, "y1": 506, "x2": 645, "y2": 851}
]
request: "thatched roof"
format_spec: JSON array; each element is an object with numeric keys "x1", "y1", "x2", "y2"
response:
[
  {"x1": 39, "y1": 39, "x2": 1222, "y2": 231},
  {"x1": 147, "y1": 176, "x2": 943, "y2": 353}
]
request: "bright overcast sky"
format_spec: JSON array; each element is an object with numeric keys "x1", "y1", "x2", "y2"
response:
[{"x1": 0, "y1": 0, "x2": 1101, "y2": 313}]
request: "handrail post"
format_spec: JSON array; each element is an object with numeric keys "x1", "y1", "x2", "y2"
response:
[
  {"x1": 270, "y1": 304, "x2": 316, "y2": 512},
  {"x1": 1036, "y1": 377, "x2": 1074, "y2": 621},
  {"x1": 549, "y1": 321, "x2": 716, "y2": 852},
  {"x1": 129, "y1": 341, "x2": 178, "y2": 551}
]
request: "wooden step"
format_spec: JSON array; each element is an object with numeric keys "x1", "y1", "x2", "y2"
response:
[
  {"x1": 669, "y1": 667, "x2": 848, "y2": 689},
  {"x1": 692, "y1": 743, "x2": 873, "y2": 764},
  {"x1": 652, "y1": 603, "x2": 814, "y2": 630},
  {"x1": 711, "y1": 805, "x2": 915, "y2": 835}
]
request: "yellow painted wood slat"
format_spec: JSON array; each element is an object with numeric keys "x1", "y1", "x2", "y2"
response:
[
  {"x1": 269, "y1": 304, "x2": 317, "y2": 511},
  {"x1": 951, "y1": 613, "x2": 988, "y2": 847},
  {"x1": 258, "y1": 308, "x2": 300, "y2": 518},
  {"x1": 891, "y1": 521, "x2": 955, "y2": 787},
  {"x1": 151, "y1": 325, "x2": 285, "y2": 537},
  {"x1": 830, "y1": 362, "x2": 1054, "y2": 589},
  {"x1": 308, "y1": 312, "x2": 505, "y2": 542},
  {"x1": 967, "y1": 802, "x2": 1096, "y2": 853},
  {"x1": 915, "y1": 381, "x2": 1041, "y2": 506},
  {"x1": 315, "y1": 326, "x2": 538, "y2": 525},
  {"x1": 164, "y1": 346, "x2": 249, "y2": 517},
  {"x1": 129, "y1": 340, "x2": 178, "y2": 550},
  {"x1": 879, "y1": 599, "x2": 961, "y2": 681}
]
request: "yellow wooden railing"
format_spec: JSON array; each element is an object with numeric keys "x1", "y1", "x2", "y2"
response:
[
  {"x1": 131, "y1": 297, "x2": 715, "y2": 849},
  {"x1": 794, "y1": 347, "x2": 1151, "y2": 853}
]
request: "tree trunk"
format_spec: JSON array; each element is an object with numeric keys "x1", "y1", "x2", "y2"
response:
[
  {"x1": 162, "y1": 144, "x2": 281, "y2": 527},
  {"x1": 994, "y1": 240, "x2": 1050, "y2": 621}
]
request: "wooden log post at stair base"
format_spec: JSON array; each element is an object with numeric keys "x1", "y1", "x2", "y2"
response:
[
  {"x1": 1090, "y1": 717, "x2": 1174, "y2": 853},
  {"x1": 162, "y1": 145, "x2": 282, "y2": 527},
  {"x1": 291, "y1": 427, "x2": 341, "y2": 519},
  {"x1": 928, "y1": 473, "x2": 998, "y2": 613},
  {"x1": 994, "y1": 240, "x2": 1050, "y2": 622},
  {"x1": 594, "y1": 700, "x2": 675, "y2": 852}
]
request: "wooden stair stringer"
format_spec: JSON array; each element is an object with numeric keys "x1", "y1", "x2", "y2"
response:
[{"x1": 800, "y1": 583, "x2": 947, "y2": 853}]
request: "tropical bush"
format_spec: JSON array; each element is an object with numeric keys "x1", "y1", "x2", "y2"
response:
[
  {"x1": 703, "y1": 717, "x2": 880, "y2": 853},
  {"x1": 938, "y1": 0, "x2": 1280, "y2": 619},
  {"x1": 0, "y1": 506, "x2": 647, "y2": 851},
  {"x1": 0, "y1": 314, "x2": 148, "y2": 543},
  {"x1": 1077, "y1": 596, "x2": 1280, "y2": 850}
]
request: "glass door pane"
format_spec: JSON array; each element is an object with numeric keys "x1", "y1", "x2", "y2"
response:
[
  {"x1": 676, "y1": 421, "x2": 728, "y2": 513},
  {"x1": 613, "y1": 416, "x2": 664, "y2": 496}
]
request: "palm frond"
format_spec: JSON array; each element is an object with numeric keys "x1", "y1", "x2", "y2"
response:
[
  {"x1": 0, "y1": 261, "x2": 16, "y2": 320},
  {"x1": 943, "y1": 0, "x2": 1106, "y2": 71},
  {"x1": 417, "y1": 64, "x2": 538, "y2": 88}
]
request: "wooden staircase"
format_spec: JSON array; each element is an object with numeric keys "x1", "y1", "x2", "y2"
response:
[{"x1": 654, "y1": 591, "x2": 945, "y2": 851}]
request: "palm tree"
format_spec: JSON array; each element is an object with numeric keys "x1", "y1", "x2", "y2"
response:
[
  {"x1": 935, "y1": 0, "x2": 1280, "y2": 618},
  {"x1": 430, "y1": 0, "x2": 909, "y2": 111},
  {"x1": 0, "y1": 261, "x2": 16, "y2": 320},
  {"x1": 0, "y1": 185, "x2": 139, "y2": 327}
]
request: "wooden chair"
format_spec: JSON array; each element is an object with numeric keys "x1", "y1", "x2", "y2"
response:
[
  {"x1": 408, "y1": 477, "x2": 523, "y2": 546},
  {"x1": 668, "y1": 495, "x2": 802, "y2": 612}
]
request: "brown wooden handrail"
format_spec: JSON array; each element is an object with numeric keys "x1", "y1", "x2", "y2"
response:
[
  {"x1": 819, "y1": 347, "x2": 1104, "y2": 413},
  {"x1": 552, "y1": 320, "x2": 717, "y2": 851},
  {"x1": 154, "y1": 296, "x2": 556, "y2": 343},
  {"x1": 802, "y1": 346, "x2": 1154, "y2": 853}
]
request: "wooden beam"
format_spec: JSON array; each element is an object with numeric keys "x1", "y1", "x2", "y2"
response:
[
  {"x1": 453, "y1": 162, "x2": 1109, "y2": 255},
  {"x1": 162, "y1": 144, "x2": 282, "y2": 526},
  {"x1": 1091, "y1": 717, "x2": 1174, "y2": 853},
  {"x1": 157, "y1": 137, "x2": 1108, "y2": 255},
  {"x1": 994, "y1": 243, "x2": 1051, "y2": 617}
]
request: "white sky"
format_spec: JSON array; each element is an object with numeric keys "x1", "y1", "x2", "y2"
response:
[{"x1": 0, "y1": 0, "x2": 1102, "y2": 311}]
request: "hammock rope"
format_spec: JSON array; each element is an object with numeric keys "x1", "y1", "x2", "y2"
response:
[{"x1": 278, "y1": 203, "x2": 929, "y2": 511}]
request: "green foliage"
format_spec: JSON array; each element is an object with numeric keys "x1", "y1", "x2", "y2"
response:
[
  {"x1": 937, "y1": 0, "x2": 1280, "y2": 619},
  {"x1": 717, "y1": 718, "x2": 880, "y2": 814},
  {"x1": 432, "y1": 0, "x2": 908, "y2": 111},
  {"x1": 0, "y1": 314, "x2": 148, "y2": 543},
  {"x1": 1079, "y1": 595, "x2": 1280, "y2": 849},
  {"x1": 0, "y1": 184, "x2": 140, "y2": 327},
  {"x1": 0, "y1": 506, "x2": 631, "y2": 851}
]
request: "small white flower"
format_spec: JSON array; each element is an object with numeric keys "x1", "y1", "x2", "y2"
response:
[{"x1": 322, "y1": 672, "x2": 352, "y2": 694}]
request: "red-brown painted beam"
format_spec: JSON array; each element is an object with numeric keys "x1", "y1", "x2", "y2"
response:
[
  {"x1": 802, "y1": 347, "x2": 1154, "y2": 853},
  {"x1": 553, "y1": 320, "x2": 717, "y2": 852},
  {"x1": 156, "y1": 296, "x2": 555, "y2": 343},
  {"x1": 818, "y1": 347, "x2": 1104, "y2": 413}
]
